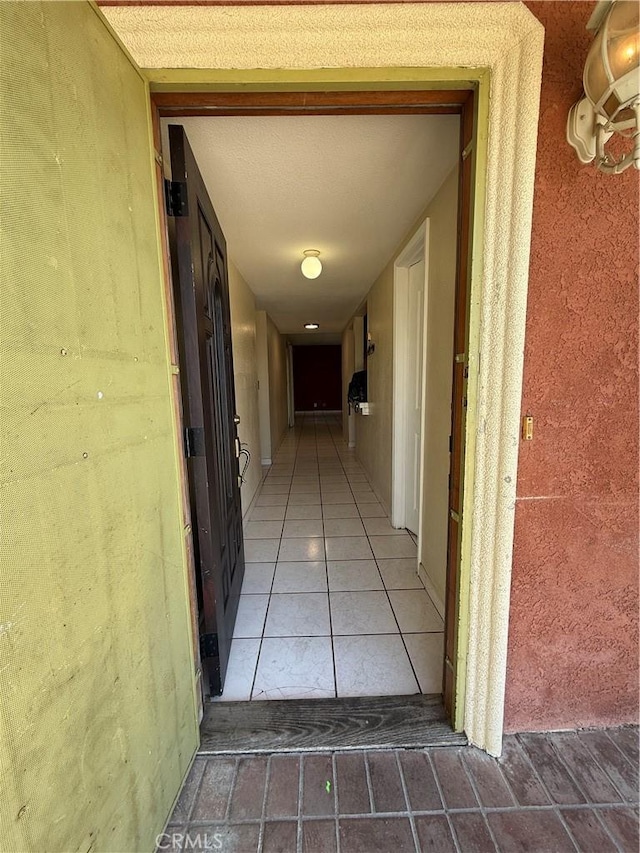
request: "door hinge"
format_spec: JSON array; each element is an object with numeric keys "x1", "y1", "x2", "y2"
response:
[
  {"x1": 164, "y1": 179, "x2": 189, "y2": 217},
  {"x1": 184, "y1": 426, "x2": 206, "y2": 458},
  {"x1": 199, "y1": 632, "x2": 218, "y2": 660}
]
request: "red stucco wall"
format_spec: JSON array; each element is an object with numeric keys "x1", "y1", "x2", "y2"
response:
[{"x1": 505, "y1": 1, "x2": 639, "y2": 732}]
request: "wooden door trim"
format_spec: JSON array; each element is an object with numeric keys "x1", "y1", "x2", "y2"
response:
[
  {"x1": 390, "y1": 218, "x2": 430, "y2": 535},
  {"x1": 152, "y1": 88, "x2": 468, "y2": 116},
  {"x1": 443, "y1": 90, "x2": 475, "y2": 723}
]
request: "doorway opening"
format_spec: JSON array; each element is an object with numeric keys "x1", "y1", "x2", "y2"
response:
[{"x1": 153, "y1": 88, "x2": 476, "y2": 742}]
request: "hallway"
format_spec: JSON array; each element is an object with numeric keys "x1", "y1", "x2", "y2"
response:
[{"x1": 217, "y1": 413, "x2": 444, "y2": 702}]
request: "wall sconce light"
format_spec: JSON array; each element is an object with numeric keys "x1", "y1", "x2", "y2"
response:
[
  {"x1": 301, "y1": 250, "x2": 322, "y2": 279},
  {"x1": 567, "y1": 1, "x2": 640, "y2": 174},
  {"x1": 366, "y1": 332, "x2": 376, "y2": 357}
]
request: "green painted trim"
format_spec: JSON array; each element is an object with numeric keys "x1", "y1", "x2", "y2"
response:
[
  {"x1": 89, "y1": 0, "x2": 147, "y2": 83},
  {"x1": 137, "y1": 57, "x2": 491, "y2": 737},
  {"x1": 454, "y1": 68, "x2": 490, "y2": 733},
  {"x1": 144, "y1": 61, "x2": 490, "y2": 734},
  {"x1": 146, "y1": 66, "x2": 486, "y2": 92}
]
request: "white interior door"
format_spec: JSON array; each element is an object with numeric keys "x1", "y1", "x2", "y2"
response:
[{"x1": 404, "y1": 259, "x2": 426, "y2": 534}]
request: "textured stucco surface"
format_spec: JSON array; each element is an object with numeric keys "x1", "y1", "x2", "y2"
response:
[
  {"x1": 0, "y1": 4, "x2": 198, "y2": 850},
  {"x1": 505, "y1": 2, "x2": 639, "y2": 732},
  {"x1": 228, "y1": 261, "x2": 262, "y2": 513},
  {"x1": 103, "y1": 2, "x2": 537, "y2": 70}
]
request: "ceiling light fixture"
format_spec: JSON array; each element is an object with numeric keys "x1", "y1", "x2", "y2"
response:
[
  {"x1": 567, "y1": 0, "x2": 640, "y2": 174},
  {"x1": 304, "y1": 323, "x2": 319, "y2": 330},
  {"x1": 301, "y1": 250, "x2": 322, "y2": 279}
]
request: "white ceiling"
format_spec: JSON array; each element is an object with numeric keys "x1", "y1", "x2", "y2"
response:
[{"x1": 161, "y1": 115, "x2": 459, "y2": 340}]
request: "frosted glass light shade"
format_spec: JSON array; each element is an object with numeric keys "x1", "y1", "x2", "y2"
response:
[
  {"x1": 584, "y1": 1, "x2": 640, "y2": 122},
  {"x1": 301, "y1": 250, "x2": 322, "y2": 279}
]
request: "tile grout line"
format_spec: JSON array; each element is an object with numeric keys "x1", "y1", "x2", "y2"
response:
[
  {"x1": 571, "y1": 731, "x2": 632, "y2": 804},
  {"x1": 256, "y1": 754, "x2": 272, "y2": 853},
  {"x1": 363, "y1": 752, "x2": 377, "y2": 815},
  {"x1": 185, "y1": 797, "x2": 638, "y2": 827},
  {"x1": 543, "y1": 734, "x2": 626, "y2": 852},
  {"x1": 394, "y1": 750, "x2": 423, "y2": 853},
  {"x1": 184, "y1": 757, "x2": 208, "y2": 826},
  {"x1": 456, "y1": 749, "x2": 507, "y2": 853},
  {"x1": 223, "y1": 757, "x2": 241, "y2": 823},
  {"x1": 511, "y1": 735, "x2": 602, "y2": 852},
  {"x1": 296, "y1": 740, "x2": 305, "y2": 853},
  {"x1": 601, "y1": 728, "x2": 640, "y2": 772}
]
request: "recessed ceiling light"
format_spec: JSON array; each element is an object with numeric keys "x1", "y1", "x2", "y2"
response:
[{"x1": 304, "y1": 323, "x2": 319, "y2": 330}]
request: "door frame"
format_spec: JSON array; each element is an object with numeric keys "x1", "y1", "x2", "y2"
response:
[
  {"x1": 391, "y1": 219, "x2": 430, "y2": 535},
  {"x1": 129, "y1": 0, "x2": 545, "y2": 756}
]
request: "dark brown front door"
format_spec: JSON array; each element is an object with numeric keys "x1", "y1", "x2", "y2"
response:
[{"x1": 166, "y1": 125, "x2": 245, "y2": 697}]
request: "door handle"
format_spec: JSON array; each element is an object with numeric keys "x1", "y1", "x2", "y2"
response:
[{"x1": 233, "y1": 414, "x2": 241, "y2": 425}]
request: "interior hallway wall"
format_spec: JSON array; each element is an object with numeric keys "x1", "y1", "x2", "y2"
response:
[
  {"x1": 353, "y1": 259, "x2": 394, "y2": 510},
  {"x1": 354, "y1": 167, "x2": 459, "y2": 514},
  {"x1": 228, "y1": 260, "x2": 262, "y2": 512},
  {"x1": 255, "y1": 311, "x2": 272, "y2": 464},
  {"x1": 267, "y1": 314, "x2": 290, "y2": 456},
  {"x1": 256, "y1": 311, "x2": 290, "y2": 463},
  {"x1": 505, "y1": 1, "x2": 639, "y2": 731},
  {"x1": 0, "y1": 4, "x2": 198, "y2": 851},
  {"x1": 342, "y1": 324, "x2": 355, "y2": 442},
  {"x1": 419, "y1": 167, "x2": 458, "y2": 611}
]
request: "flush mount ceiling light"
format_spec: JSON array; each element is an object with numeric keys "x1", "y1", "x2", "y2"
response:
[
  {"x1": 567, "y1": 0, "x2": 640, "y2": 174},
  {"x1": 301, "y1": 250, "x2": 322, "y2": 279},
  {"x1": 304, "y1": 323, "x2": 319, "y2": 330}
]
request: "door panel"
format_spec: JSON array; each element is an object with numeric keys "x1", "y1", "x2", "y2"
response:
[{"x1": 167, "y1": 125, "x2": 245, "y2": 696}]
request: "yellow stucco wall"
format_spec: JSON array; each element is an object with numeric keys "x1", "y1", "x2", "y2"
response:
[{"x1": 0, "y1": 4, "x2": 198, "y2": 851}]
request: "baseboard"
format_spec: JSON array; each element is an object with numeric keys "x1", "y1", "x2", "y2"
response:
[
  {"x1": 261, "y1": 457, "x2": 272, "y2": 466},
  {"x1": 348, "y1": 441, "x2": 356, "y2": 448},
  {"x1": 418, "y1": 563, "x2": 446, "y2": 619}
]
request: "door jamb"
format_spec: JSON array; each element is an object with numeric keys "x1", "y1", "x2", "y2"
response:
[
  {"x1": 391, "y1": 219, "x2": 430, "y2": 537},
  {"x1": 150, "y1": 86, "x2": 473, "y2": 731},
  {"x1": 149, "y1": 105, "x2": 205, "y2": 719}
]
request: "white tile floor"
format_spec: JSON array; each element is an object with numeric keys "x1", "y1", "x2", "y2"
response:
[{"x1": 216, "y1": 412, "x2": 444, "y2": 702}]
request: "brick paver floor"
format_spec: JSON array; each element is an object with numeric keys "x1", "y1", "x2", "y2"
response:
[{"x1": 158, "y1": 726, "x2": 639, "y2": 852}]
